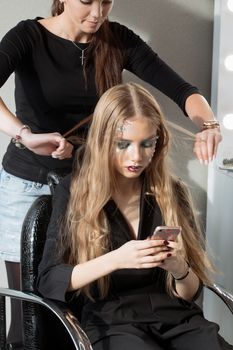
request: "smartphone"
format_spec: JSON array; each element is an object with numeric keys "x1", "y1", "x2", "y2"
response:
[{"x1": 152, "y1": 226, "x2": 181, "y2": 241}]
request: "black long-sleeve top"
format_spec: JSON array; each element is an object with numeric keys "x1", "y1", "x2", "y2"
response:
[
  {"x1": 0, "y1": 19, "x2": 199, "y2": 183},
  {"x1": 37, "y1": 175, "x2": 203, "y2": 344}
]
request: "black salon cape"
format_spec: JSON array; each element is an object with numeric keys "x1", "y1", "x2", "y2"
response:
[{"x1": 37, "y1": 175, "x2": 221, "y2": 347}]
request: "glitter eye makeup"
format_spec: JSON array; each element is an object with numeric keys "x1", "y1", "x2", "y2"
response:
[
  {"x1": 140, "y1": 135, "x2": 159, "y2": 148},
  {"x1": 116, "y1": 141, "x2": 131, "y2": 150},
  {"x1": 115, "y1": 135, "x2": 158, "y2": 151}
]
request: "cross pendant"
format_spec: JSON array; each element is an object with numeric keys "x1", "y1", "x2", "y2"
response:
[{"x1": 80, "y1": 50, "x2": 85, "y2": 66}]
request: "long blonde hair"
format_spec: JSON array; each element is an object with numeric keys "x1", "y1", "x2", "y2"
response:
[{"x1": 61, "y1": 83, "x2": 213, "y2": 299}]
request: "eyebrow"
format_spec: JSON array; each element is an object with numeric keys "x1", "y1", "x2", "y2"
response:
[{"x1": 115, "y1": 135, "x2": 158, "y2": 142}]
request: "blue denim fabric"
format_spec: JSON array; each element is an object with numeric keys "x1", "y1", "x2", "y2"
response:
[{"x1": 0, "y1": 168, "x2": 50, "y2": 262}]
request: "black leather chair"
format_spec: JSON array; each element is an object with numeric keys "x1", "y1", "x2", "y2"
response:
[{"x1": 0, "y1": 172, "x2": 233, "y2": 350}]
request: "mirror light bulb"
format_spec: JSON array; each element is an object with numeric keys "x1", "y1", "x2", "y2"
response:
[
  {"x1": 223, "y1": 114, "x2": 233, "y2": 130},
  {"x1": 227, "y1": 0, "x2": 233, "y2": 12},
  {"x1": 224, "y1": 55, "x2": 233, "y2": 71}
]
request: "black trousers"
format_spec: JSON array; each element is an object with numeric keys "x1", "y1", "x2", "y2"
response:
[{"x1": 92, "y1": 316, "x2": 233, "y2": 350}]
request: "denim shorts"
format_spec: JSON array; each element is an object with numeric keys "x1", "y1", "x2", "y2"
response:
[{"x1": 0, "y1": 168, "x2": 50, "y2": 262}]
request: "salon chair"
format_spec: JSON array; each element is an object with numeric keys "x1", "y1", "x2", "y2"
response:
[{"x1": 0, "y1": 172, "x2": 233, "y2": 350}]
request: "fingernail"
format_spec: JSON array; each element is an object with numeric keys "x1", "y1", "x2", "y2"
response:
[
  {"x1": 204, "y1": 160, "x2": 208, "y2": 165},
  {"x1": 208, "y1": 157, "x2": 212, "y2": 162},
  {"x1": 163, "y1": 240, "x2": 169, "y2": 245},
  {"x1": 199, "y1": 159, "x2": 203, "y2": 164},
  {"x1": 167, "y1": 253, "x2": 172, "y2": 257}
]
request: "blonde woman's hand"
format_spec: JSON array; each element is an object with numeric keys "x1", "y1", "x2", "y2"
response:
[
  {"x1": 158, "y1": 240, "x2": 187, "y2": 277},
  {"x1": 112, "y1": 239, "x2": 171, "y2": 270},
  {"x1": 194, "y1": 128, "x2": 222, "y2": 164}
]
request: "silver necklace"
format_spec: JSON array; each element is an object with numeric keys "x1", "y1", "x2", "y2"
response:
[{"x1": 72, "y1": 41, "x2": 89, "y2": 66}]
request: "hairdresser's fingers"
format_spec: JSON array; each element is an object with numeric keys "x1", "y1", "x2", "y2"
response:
[
  {"x1": 200, "y1": 130, "x2": 221, "y2": 162},
  {"x1": 193, "y1": 140, "x2": 203, "y2": 164},
  {"x1": 194, "y1": 134, "x2": 208, "y2": 164},
  {"x1": 205, "y1": 129, "x2": 222, "y2": 160},
  {"x1": 56, "y1": 137, "x2": 66, "y2": 151},
  {"x1": 52, "y1": 137, "x2": 67, "y2": 155},
  {"x1": 52, "y1": 139, "x2": 73, "y2": 159},
  {"x1": 194, "y1": 129, "x2": 222, "y2": 164}
]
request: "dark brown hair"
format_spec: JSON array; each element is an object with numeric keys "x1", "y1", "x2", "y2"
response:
[
  {"x1": 51, "y1": 1, "x2": 124, "y2": 96},
  {"x1": 51, "y1": 0, "x2": 64, "y2": 16}
]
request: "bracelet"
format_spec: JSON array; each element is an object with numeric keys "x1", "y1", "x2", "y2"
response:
[
  {"x1": 202, "y1": 120, "x2": 220, "y2": 131},
  {"x1": 12, "y1": 125, "x2": 31, "y2": 149},
  {"x1": 172, "y1": 261, "x2": 190, "y2": 281}
]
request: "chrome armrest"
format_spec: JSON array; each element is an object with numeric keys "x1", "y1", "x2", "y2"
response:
[
  {"x1": 1, "y1": 285, "x2": 232, "y2": 350},
  {"x1": 0, "y1": 287, "x2": 92, "y2": 350},
  {"x1": 205, "y1": 283, "x2": 233, "y2": 314}
]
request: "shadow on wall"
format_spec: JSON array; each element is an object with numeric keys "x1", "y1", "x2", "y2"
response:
[{"x1": 111, "y1": 0, "x2": 214, "y2": 221}]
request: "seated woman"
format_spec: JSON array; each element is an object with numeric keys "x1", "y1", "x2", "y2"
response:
[{"x1": 37, "y1": 83, "x2": 232, "y2": 350}]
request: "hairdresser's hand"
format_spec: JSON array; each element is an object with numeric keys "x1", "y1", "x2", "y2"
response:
[
  {"x1": 158, "y1": 240, "x2": 187, "y2": 277},
  {"x1": 194, "y1": 128, "x2": 222, "y2": 164},
  {"x1": 51, "y1": 138, "x2": 74, "y2": 159},
  {"x1": 21, "y1": 130, "x2": 73, "y2": 158},
  {"x1": 112, "y1": 239, "x2": 171, "y2": 270}
]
